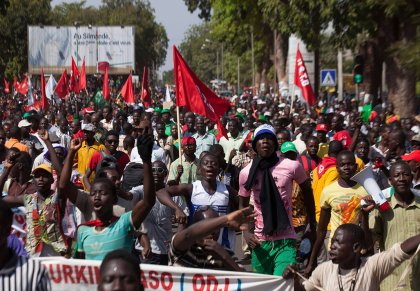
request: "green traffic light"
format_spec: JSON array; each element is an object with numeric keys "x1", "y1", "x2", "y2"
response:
[{"x1": 354, "y1": 74, "x2": 363, "y2": 84}]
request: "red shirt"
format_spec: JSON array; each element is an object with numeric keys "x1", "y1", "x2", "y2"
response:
[{"x1": 88, "y1": 151, "x2": 130, "y2": 173}]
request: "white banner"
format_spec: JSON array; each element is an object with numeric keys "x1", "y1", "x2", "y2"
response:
[
  {"x1": 36, "y1": 257, "x2": 292, "y2": 291},
  {"x1": 28, "y1": 26, "x2": 135, "y2": 75}
]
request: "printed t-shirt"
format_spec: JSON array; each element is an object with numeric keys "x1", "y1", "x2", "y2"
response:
[
  {"x1": 77, "y1": 211, "x2": 135, "y2": 260},
  {"x1": 320, "y1": 181, "x2": 367, "y2": 248},
  {"x1": 239, "y1": 157, "x2": 307, "y2": 241}
]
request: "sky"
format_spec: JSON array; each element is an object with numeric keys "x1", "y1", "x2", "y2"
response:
[{"x1": 51, "y1": 0, "x2": 202, "y2": 72}]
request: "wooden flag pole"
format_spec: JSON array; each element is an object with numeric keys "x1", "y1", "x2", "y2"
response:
[{"x1": 176, "y1": 105, "x2": 182, "y2": 165}]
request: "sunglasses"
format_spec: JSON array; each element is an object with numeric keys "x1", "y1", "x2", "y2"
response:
[
  {"x1": 152, "y1": 167, "x2": 166, "y2": 174},
  {"x1": 106, "y1": 139, "x2": 119, "y2": 144}
]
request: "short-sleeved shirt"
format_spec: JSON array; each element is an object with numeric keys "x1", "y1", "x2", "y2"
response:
[
  {"x1": 168, "y1": 155, "x2": 199, "y2": 184},
  {"x1": 320, "y1": 181, "x2": 367, "y2": 248},
  {"x1": 131, "y1": 185, "x2": 188, "y2": 255},
  {"x1": 76, "y1": 141, "x2": 105, "y2": 176},
  {"x1": 23, "y1": 191, "x2": 67, "y2": 256},
  {"x1": 304, "y1": 243, "x2": 411, "y2": 291},
  {"x1": 239, "y1": 156, "x2": 308, "y2": 241},
  {"x1": 192, "y1": 132, "x2": 216, "y2": 158},
  {"x1": 77, "y1": 212, "x2": 135, "y2": 260},
  {"x1": 87, "y1": 150, "x2": 130, "y2": 173}
]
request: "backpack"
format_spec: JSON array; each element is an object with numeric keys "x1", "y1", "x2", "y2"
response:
[
  {"x1": 94, "y1": 151, "x2": 122, "y2": 177},
  {"x1": 121, "y1": 162, "x2": 144, "y2": 192}
]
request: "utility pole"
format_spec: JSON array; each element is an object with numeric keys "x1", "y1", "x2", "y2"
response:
[
  {"x1": 251, "y1": 26, "x2": 255, "y2": 94},
  {"x1": 338, "y1": 50, "x2": 343, "y2": 101},
  {"x1": 216, "y1": 50, "x2": 219, "y2": 81},
  {"x1": 221, "y1": 44, "x2": 224, "y2": 81},
  {"x1": 274, "y1": 30, "x2": 277, "y2": 94},
  {"x1": 237, "y1": 57, "x2": 240, "y2": 95}
]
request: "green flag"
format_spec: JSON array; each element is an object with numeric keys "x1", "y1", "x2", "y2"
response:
[
  {"x1": 361, "y1": 103, "x2": 372, "y2": 123},
  {"x1": 91, "y1": 89, "x2": 108, "y2": 109}
]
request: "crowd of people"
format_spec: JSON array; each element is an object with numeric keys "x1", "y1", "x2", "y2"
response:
[{"x1": 0, "y1": 83, "x2": 419, "y2": 291}]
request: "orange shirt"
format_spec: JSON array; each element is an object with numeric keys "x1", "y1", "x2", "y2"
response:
[{"x1": 5, "y1": 138, "x2": 29, "y2": 152}]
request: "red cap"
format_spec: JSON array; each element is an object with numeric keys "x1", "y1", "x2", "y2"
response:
[
  {"x1": 401, "y1": 150, "x2": 420, "y2": 163},
  {"x1": 182, "y1": 136, "x2": 196, "y2": 146},
  {"x1": 316, "y1": 123, "x2": 328, "y2": 132}
]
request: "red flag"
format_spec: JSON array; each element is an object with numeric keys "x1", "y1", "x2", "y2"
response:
[
  {"x1": 70, "y1": 57, "x2": 80, "y2": 93},
  {"x1": 98, "y1": 61, "x2": 109, "y2": 72},
  {"x1": 40, "y1": 68, "x2": 49, "y2": 110},
  {"x1": 294, "y1": 46, "x2": 316, "y2": 106},
  {"x1": 173, "y1": 45, "x2": 230, "y2": 138},
  {"x1": 79, "y1": 57, "x2": 86, "y2": 90},
  {"x1": 4, "y1": 79, "x2": 9, "y2": 94},
  {"x1": 120, "y1": 73, "x2": 135, "y2": 104},
  {"x1": 24, "y1": 100, "x2": 41, "y2": 112},
  {"x1": 15, "y1": 76, "x2": 28, "y2": 95},
  {"x1": 55, "y1": 70, "x2": 69, "y2": 99},
  {"x1": 141, "y1": 67, "x2": 151, "y2": 108},
  {"x1": 102, "y1": 66, "x2": 110, "y2": 101}
]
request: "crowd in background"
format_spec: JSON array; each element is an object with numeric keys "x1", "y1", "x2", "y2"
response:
[{"x1": 0, "y1": 77, "x2": 419, "y2": 291}]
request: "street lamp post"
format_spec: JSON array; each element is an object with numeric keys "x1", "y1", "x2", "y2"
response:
[{"x1": 251, "y1": 26, "x2": 255, "y2": 94}]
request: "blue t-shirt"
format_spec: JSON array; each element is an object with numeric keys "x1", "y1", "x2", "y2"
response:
[{"x1": 77, "y1": 212, "x2": 135, "y2": 260}]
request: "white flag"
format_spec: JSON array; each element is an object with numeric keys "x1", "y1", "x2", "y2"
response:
[
  {"x1": 165, "y1": 85, "x2": 171, "y2": 102},
  {"x1": 45, "y1": 74, "x2": 57, "y2": 100},
  {"x1": 27, "y1": 76, "x2": 34, "y2": 105}
]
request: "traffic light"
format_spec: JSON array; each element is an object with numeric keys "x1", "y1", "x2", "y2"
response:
[{"x1": 353, "y1": 55, "x2": 364, "y2": 84}]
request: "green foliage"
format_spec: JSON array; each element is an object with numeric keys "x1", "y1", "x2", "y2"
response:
[
  {"x1": 0, "y1": 0, "x2": 52, "y2": 79},
  {"x1": 177, "y1": 22, "x2": 252, "y2": 88},
  {"x1": 0, "y1": 0, "x2": 167, "y2": 79}
]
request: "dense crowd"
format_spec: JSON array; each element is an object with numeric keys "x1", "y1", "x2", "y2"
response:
[{"x1": 0, "y1": 84, "x2": 419, "y2": 291}]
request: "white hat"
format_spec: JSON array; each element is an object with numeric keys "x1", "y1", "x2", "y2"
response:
[
  {"x1": 145, "y1": 108, "x2": 154, "y2": 113},
  {"x1": 264, "y1": 111, "x2": 272, "y2": 117},
  {"x1": 278, "y1": 103, "x2": 286, "y2": 108},
  {"x1": 18, "y1": 119, "x2": 32, "y2": 128}
]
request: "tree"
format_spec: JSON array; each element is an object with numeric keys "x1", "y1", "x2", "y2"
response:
[{"x1": 0, "y1": 0, "x2": 52, "y2": 79}]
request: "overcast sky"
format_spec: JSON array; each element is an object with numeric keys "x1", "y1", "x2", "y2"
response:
[{"x1": 51, "y1": 0, "x2": 202, "y2": 72}]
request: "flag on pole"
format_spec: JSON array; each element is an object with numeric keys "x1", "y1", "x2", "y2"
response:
[
  {"x1": 173, "y1": 45, "x2": 230, "y2": 138},
  {"x1": 102, "y1": 66, "x2": 110, "y2": 101},
  {"x1": 15, "y1": 76, "x2": 28, "y2": 95},
  {"x1": 141, "y1": 67, "x2": 151, "y2": 108},
  {"x1": 70, "y1": 56, "x2": 80, "y2": 93},
  {"x1": 55, "y1": 70, "x2": 69, "y2": 99},
  {"x1": 40, "y1": 68, "x2": 49, "y2": 110},
  {"x1": 120, "y1": 73, "x2": 135, "y2": 104},
  {"x1": 45, "y1": 74, "x2": 57, "y2": 100},
  {"x1": 165, "y1": 85, "x2": 171, "y2": 102},
  {"x1": 27, "y1": 76, "x2": 34, "y2": 105},
  {"x1": 294, "y1": 45, "x2": 316, "y2": 106},
  {"x1": 79, "y1": 57, "x2": 86, "y2": 91},
  {"x1": 4, "y1": 79, "x2": 9, "y2": 94}
]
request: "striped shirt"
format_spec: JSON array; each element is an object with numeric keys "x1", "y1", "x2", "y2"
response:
[{"x1": 0, "y1": 251, "x2": 51, "y2": 291}]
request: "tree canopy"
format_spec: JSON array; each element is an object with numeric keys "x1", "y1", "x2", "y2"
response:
[{"x1": 0, "y1": 0, "x2": 168, "y2": 79}]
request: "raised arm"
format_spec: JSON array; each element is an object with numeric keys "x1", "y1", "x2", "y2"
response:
[
  {"x1": 58, "y1": 139, "x2": 81, "y2": 204},
  {"x1": 0, "y1": 155, "x2": 15, "y2": 193},
  {"x1": 173, "y1": 207, "x2": 254, "y2": 253},
  {"x1": 131, "y1": 134, "x2": 156, "y2": 229},
  {"x1": 38, "y1": 130, "x2": 62, "y2": 175}
]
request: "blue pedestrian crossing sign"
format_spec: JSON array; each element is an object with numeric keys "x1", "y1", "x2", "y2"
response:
[{"x1": 321, "y1": 69, "x2": 336, "y2": 86}]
